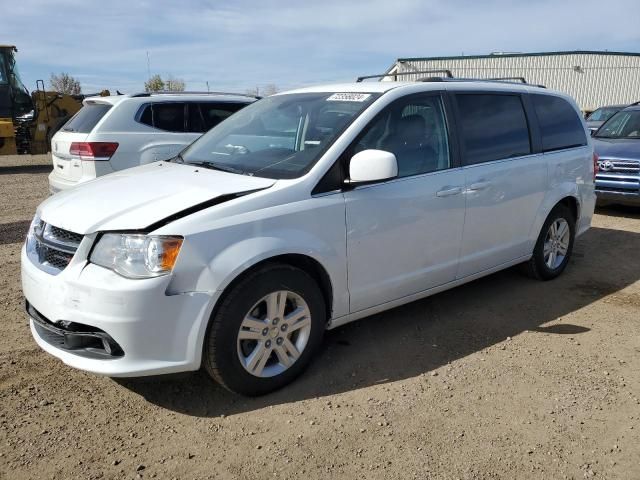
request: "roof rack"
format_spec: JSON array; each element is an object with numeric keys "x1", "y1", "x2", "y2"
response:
[
  {"x1": 357, "y1": 70, "x2": 546, "y2": 88},
  {"x1": 356, "y1": 69, "x2": 454, "y2": 82},
  {"x1": 130, "y1": 91, "x2": 260, "y2": 99},
  {"x1": 488, "y1": 77, "x2": 527, "y2": 83}
]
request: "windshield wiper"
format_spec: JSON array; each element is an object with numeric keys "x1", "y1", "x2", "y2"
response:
[{"x1": 188, "y1": 160, "x2": 247, "y2": 175}]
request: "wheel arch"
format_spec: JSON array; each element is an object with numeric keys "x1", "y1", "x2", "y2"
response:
[
  {"x1": 210, "y1": 253, "x2": 334, "y2": 326},
  {"x1": 528, "y1": 189, "x2": 581, "y2": 250}
]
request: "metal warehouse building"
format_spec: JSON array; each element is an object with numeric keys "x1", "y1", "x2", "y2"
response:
[{"x1": 384, "y1": 51, "x2": 640, "y2": 112}]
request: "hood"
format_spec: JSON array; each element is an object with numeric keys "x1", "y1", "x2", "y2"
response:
[
  {"x1": 592, "y1": 138, "x2": 640, "y2": 160},
  {"x1": 39, "y1": 162, "x2": 275, "y2": 234}
]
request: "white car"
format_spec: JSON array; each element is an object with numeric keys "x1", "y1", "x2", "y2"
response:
[
  {"x1": 22, "y1": 80, "x2": 596, "y2": 395},
  {"x1": 48, "y1": 92, "x2": 255, "y2": 193}
]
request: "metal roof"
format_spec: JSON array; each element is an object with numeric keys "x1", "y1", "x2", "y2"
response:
[{"x1": 397, "y1": 50, "x2": 640, "y2": 63}]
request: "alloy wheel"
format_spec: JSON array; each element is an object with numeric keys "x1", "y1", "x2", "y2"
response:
[
  {"x1": 236, "y1": 290, "x2": 312, "y2": 378},
  {"x1": 543, "y1": 218, "x2": 571, "y2": 270}
]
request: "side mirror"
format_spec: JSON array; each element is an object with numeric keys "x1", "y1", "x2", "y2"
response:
[{"x1": 347, "y1": 149, "x2": 398, "y2": 184}]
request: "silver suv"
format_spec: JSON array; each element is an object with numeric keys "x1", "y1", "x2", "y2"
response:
[{"x1": 48, "y1": 92, "x2": 256, "y2": 193}]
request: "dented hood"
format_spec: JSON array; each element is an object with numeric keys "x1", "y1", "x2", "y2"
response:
[{"x1": 39, "y1": 162, "x2": 275, "y2": 234}]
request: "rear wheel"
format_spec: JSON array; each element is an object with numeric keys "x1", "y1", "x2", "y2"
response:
[
  {"x1": 522, "y1": 204, "x2": 575, "y2": 280},
  {"x1": 203, "y1": 264, "x2": 325, "y2": 396}
]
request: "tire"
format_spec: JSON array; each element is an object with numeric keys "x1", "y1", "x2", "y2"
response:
[
  {"x1": 203, "y1": 263, "x2": 326, "y2": 396},
  {"x1": 522, "y1": 204, "x2": 576, "y2": 281}
]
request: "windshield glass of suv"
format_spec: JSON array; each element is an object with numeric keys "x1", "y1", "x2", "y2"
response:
[
  {"x1": 587, "y1": 107, "x2": 620, "y2": 122},
  {"x1": 180, "y1": 92, "x2": 379, "y2": 179},
  {"x1": 594, "y1": 110, "x2": 640, "y2": 139}
]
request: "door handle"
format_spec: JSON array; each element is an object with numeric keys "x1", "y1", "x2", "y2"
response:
[
  {"x1": 467, "y1": 181, "x2": 491, "y2": 192},
  {"x1": 436, "y1": 186, "x2": 463, "y2": 197}
]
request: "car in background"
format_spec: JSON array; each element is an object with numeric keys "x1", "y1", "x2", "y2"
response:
[
  {"x1": 48, "y1": 92, "x2": 256, "y2": 193},
  {"x1": 593, "y1": 102, "x2": 640, "y2": 206},
  {"x1": 585, "y1": 105, "x2": 625, "y2": 133}
]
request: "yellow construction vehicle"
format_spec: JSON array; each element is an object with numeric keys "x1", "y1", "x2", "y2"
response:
[{"x1": 0, "y1": 45, "x2": 109, "y2": 155}]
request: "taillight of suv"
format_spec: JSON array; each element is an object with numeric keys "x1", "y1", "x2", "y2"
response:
[{"x1": 69, "y1": 142, "x2": 119, "y2": 160}]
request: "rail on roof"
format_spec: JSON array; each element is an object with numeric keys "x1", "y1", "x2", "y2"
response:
[{"x1": 130, "y1": 91, "x2": 260, "y2": 99}]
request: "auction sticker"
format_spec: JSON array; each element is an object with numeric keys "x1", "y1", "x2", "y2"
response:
[{"x1": 327, "y1": 93, "x2": 371, "y2": 102}]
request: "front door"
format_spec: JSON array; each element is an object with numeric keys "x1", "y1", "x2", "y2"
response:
[{"x1": 344, "y1": 93, "x2": 466, "y2": 313}]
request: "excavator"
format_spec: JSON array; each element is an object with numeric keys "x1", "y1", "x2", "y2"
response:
[{"x1": 0, "y1": 45, "x2": 109, "y2": 155}]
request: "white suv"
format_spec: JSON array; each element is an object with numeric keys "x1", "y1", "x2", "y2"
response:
[
  {"x1": 22, "y1": 80, "x2": 596, "y2": 395},
  {"x1": 48, "y1": 92, "x2": 255, "y2": 193}
]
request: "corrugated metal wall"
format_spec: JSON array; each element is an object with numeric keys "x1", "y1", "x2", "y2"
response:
[{"x1": 388, "y1": 53, "x2": 640, "y2": 111}]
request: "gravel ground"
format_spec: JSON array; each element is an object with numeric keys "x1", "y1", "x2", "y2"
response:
[{"x1": 1, "y1": 155, "x2": 639, "y2": 480}]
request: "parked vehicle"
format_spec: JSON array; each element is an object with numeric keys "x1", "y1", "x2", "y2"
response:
[
  {"x1": 22, "y1": 79, "x2": 595, "y2": 395},
  {"x1": 592, "y1": 103, "x2": 640, "y2": 206},
  {"x1": 585, "y1": 105, "x2": 625, "y2": 133},
  {"x1": 48, "y1": 92, "x2": 256, "y2": 193}
]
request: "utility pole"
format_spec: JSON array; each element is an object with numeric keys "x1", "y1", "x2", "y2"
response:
[{"x1": 206, "y1": 81, "x2": 210, "y2": 93}]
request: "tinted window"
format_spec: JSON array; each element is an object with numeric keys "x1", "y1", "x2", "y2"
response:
[
  {"x1": 186, "y1": 102, "x2": 247, "y2": 133},
  {"x1": 62, "y1": 103, "x2": 112, "y2": 133},
  {"x1": 532, "y1": 94, "x2": 587, "y2": 152},
  {"x1": 456, "y1": 94, "x2": 531, "y2": 165},
  {"x1": 355, "y1": 94, "x2": 450, "y2": 177},
  {"x1": 200, "y1": 103, "x2": 245, "y2": 130},
  {"x1": 186, "y1": 103, "x2": 205, "y2": 133},
  {"x1": 138, "y1": 103, "x2": 185, "y2": 132}
]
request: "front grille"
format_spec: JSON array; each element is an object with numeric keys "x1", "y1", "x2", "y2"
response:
[
  {"x1": 47, "y1": 225, "x2": 83, "y2": 245},
  {"x1": 26, "y1": 220, "x2": 83, "y2": 275},
  {"x1": 598, "y1": 158, "x2": 640, "y2": 174}
]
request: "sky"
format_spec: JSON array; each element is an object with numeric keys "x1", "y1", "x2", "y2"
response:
[{"x1": 2, "y1": 0, "x2": 639, "y2": 95}]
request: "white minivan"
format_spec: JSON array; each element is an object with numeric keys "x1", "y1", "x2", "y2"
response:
[
  {"x1": 48, "y1": 92, "x2": 255, "y2": 193},
  {"x1": 22, "y1": 79, "x2": 596, "y2": 395}
]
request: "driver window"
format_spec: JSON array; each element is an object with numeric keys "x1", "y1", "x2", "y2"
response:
[{"x1": 355, "y1": 94, "x2": 450, "y2": 178}]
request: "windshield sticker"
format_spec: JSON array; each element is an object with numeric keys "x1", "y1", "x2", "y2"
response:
[{"x1": 327, "y1": 93, "x2": 371, "y2": 102}]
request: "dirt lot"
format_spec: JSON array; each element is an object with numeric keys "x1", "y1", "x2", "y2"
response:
[{"x1": 1, "y1": 155, "x2": 639, "y2": 480}]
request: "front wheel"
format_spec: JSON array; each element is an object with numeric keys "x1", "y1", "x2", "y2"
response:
[
  {"x1": 203, "y1": 264, "x2": 326, "y2": 396},
  {"x1": 522, "y1": 204, "x2": 575, "y2": 280}
]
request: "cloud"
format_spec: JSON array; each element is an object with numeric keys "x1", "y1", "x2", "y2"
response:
[{"x1": 2, "y1": 0, "x2": 639, "y2": 93}]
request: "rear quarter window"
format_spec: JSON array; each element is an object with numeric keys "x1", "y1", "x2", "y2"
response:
[
  {"x1": 532, "y1": 94, "x2": 587, "y2": 152},
  {"x1": 62, "y1": 103, "x2": 112, "y2": 133}
]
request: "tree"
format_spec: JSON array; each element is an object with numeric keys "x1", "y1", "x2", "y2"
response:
[
  {"x1": 263, "y1": 84, "x2": 279, "y2": 96},
  {"x1": 144, "y1": 74, "x2": 165, "y2": 92},
  {"x1": 144, "y1": 74, "x2": 186, "y2": 92},
  {"x1": 165, "y1": 76, "x2": 185, "y2": 92},
  {"x1": 245, "y1": 84, "x2": 280, "y2": 97},
  {"x1": 49, "y1": 72, "x2": 81, "y2": 95}
]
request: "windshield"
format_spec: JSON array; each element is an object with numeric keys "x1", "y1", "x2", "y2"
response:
[
  {"x1": 594, "y1": 110, "x2": 640, "y2": 139},
  {"x1": 179, "y1": 92, "x2": 379, "y2": 179},
  {"x1": 587, "y1": 107, "x2": 620, "y2": 122}
]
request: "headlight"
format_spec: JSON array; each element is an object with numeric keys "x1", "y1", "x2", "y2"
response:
[
  {"x1": 90, "y1": 233, "x2": 183, "y2": 279},
  {"x1": 26, "y1": 213, "x2": 43, "y2": 246}
]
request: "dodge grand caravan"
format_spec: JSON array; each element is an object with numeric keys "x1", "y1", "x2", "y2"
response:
[{"x1": 22, "y1": 80, "x2": 596, "y2": 395}]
